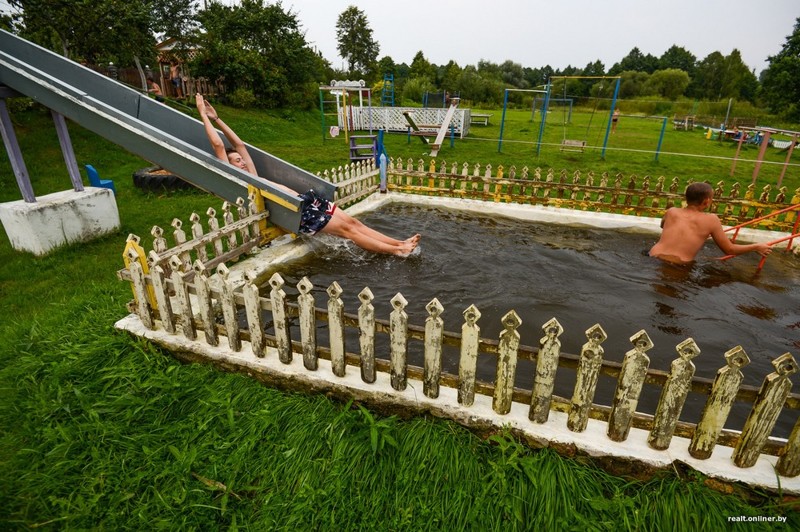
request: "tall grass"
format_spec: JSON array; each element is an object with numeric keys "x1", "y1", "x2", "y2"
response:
[{"x1": 0, "y1": 103, "x2": 798, "y2": 529}]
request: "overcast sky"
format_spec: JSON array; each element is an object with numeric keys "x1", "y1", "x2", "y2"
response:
[{"x1": 283, "y1": 0, "x2": 798, "y2": 76}]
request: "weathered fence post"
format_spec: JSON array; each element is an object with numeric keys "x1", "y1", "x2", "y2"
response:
[
  {"x1": 568, "y1": 324, "x2": 607, "y2": 432},
  {"x1": 530, "y1": 318, "x2": 564, "y2": 423},
  {"x1": 243, "y1": 270, "x2": 265, "y2": 357},
  {"x1": 190, "y1": 212, "x2": 209, "y2": 263},
  {"x1": 689, "y1": 346, "x2": 749, "y2": 459},
  {"x1": 358, "y1": 287, "x2": 376, "y2": 383},
  {"x1": 218, "y1": 265, "x2": 242, "y2": 352},
  {"x1": 171, "y1": 218, "x2": 191, "y2": 272},
  {"x1": 607, "y1": 330, "x2": 653, "y2": 442},
  {"x1": 424, "y1": 298, "x2": 444, "y2": 398},
  {"x1": 390, "y1": 293, "x2": 409, "y2": 391},
  {"x1": 297, "y1": 277, "x2": 318, "y2": 370},
  {"x1": 169, "y1": 255, "x2": 196, "y2": 341},
  {"x1": 777, "y1": 415, "x2": 800, "y2": 477},
  {"x1": 648, "y1": 338, "x2": 700, "y2": 450},
  {"x1": 493, "y1": 310, "x2": 522, "y2": 415},
  {"x1": 732, "y1": 353, "x2": 798, "y2": 468},
  {"x1": 458, "y1": 305, "x2": 481, "y2": 406},
  {"x1": 126, "y1": 247, "x2": 154, "y2": 329},
  {"x1": 327, "y1": 282, "x2": 346, "y2": 377},
  {"x1": 268, "y1": 273, "x2": 292, "y2": 364},
  {"x1": 147, "y1": 251, "x2": 174, "y2": 334},
  {"x1": 192, "y1": 260, "x2": 218, "y2": 347},
  {"x1": 207, "y1": 207, "x2": 224, "y2": 258}
]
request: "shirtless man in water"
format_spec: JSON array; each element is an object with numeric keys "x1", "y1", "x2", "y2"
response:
[
  {"x1": 196, "y1": 94, "x2": 420, "y2": 256},
  {"x1": 649, "y1": 182, "x2": 772, "y2": 264}
]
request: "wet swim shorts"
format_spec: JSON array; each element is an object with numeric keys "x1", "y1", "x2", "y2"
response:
[{"x1": 298, "y1": 190, "x2": 336, "y2": 235}]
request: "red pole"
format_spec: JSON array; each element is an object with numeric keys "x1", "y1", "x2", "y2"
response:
[
  {"x1": 751, "y1": 130, "x2": 773, "y2": 185},
  {"x1": 777, "y1": 134, "x2": 797, "y2": 188}
]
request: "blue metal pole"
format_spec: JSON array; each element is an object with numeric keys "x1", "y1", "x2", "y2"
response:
[
  {"x1": 450, "y1": 124, "x2": 455, "y2": 148},
  {"x1": 600, "y1": 77, "x2": 620, "y2": 159},
  {"x1": 655, "y1": 117, "x2": 667, "y2": 161},
  {"x1": 497, "y1": 89, "x2": 509, "y2": 153},
  {"x1": 535, "y1": 82, "x2": 551, "y2": 156}
]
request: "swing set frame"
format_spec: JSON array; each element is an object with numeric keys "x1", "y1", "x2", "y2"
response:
[{"x1": 538, "y1": 75, "x2": 620, "y2": 157}]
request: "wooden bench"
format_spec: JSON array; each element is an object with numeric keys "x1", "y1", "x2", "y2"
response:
[
  {"x1": 470, "y1": 113, "x2": 492, "y2": 126},
  {"x1": 560, "y1": 139, "x2": 586, "y2": 152},
  {"x1": 349, "y1": 135, "x2": 376, "y2": 162},
  {"x1": 673, "y1": 115, "x2": 695, "y2": 131}
]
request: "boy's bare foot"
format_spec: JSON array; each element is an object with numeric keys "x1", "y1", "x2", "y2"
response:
[{"x1": 396, "y1": 234, "x2": 421, "y2": 256}]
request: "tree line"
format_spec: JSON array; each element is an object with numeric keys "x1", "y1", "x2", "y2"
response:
[{"x1": 3, "y1": 1, "x2": 798, "y2": 121}]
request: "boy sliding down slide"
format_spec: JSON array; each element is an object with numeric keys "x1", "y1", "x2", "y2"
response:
[
  {"x1": 649, "y1": 182, "x2": 772, "y2": 264},
  {"x1": 196, "y1": 94, "x2": 420, "y2": 256}
]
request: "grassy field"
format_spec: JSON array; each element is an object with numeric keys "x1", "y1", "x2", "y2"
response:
[{"x1": 0, "y1": 100, "x2": 798, "y2": 529}]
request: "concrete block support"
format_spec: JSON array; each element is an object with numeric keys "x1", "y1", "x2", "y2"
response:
[{"x1": 0, "y1": 188, "x2": 120, "y2": 255}]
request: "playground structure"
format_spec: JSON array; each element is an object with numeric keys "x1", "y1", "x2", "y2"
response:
[
  {"x1": 0, "y1": 29, "x2": 332, "y2": 254},
  {"x1": 727, "y1": 126, "x2": 800, "y2": 187},
  {"x1": 403, "y1": 98, "x2": 461, "y2": 157}
]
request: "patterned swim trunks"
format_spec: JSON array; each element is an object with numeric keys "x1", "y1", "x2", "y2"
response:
[{"x1": 298, "y1": 190, "x2": 336, "y2": 235}]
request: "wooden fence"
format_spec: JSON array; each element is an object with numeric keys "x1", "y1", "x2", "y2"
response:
[{"x1": 118, "y1": 160, "x2": 800, "y2": 482}]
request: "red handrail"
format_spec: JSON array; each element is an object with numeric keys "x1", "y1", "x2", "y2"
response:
[
  {"x1": 725, "y1": 203, "x2": 800, "y2": 243},
  {"x1": 718, "y1": 232, "x2": 800, "y2": 272}
]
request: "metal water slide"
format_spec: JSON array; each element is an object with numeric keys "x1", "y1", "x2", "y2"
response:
[{"x1": 0, "y1": 30, "x2": 336, "y2": 232}]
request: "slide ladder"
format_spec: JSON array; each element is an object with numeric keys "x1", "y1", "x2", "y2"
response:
[{"x1": 0, "y1": 30, "x2": 335, "y2": 233}]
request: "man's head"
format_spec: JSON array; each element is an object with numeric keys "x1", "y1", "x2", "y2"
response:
[{"x1": 685, "y1": 182, "x2": 713, "y2": 206}]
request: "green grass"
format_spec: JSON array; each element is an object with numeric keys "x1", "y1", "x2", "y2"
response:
[{"x1": 1, "y1": 102, "x2": 799, "y2": 529}]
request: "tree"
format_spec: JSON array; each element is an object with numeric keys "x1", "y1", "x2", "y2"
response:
[
  {"x1": 335, "y1": 5, "x2": 379, "y2": 77},
  {"x1": 760, "y1": 17, "x2": 800, "y2": 120},
  {"x1": 7, "y1": 0, "x2": 195, "y2": 65},
  {"x1": 617, "y1": 70, "x2": 650, "y2": 99},
  {"x1": 409, "y1": 51, "x2": 436, "y2": 83},
  {"x1": 610, "y1": 47, "x2": 659, "y2": 75},
  {"x1": 642, "y1": 69, "x2": 690, "y2": 100},
  {"x1": 659, "y1": 45, "x2": 696, "y2": 76},
  {"x1": 690, "y1": 50, "x2": 757, "y2": 102},
  {"x1": 193, "y1": 0, "x2": 327, "y2": 108}
]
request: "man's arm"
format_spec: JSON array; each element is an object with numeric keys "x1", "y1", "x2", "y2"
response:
[{"x1": 708, "y1": 215, "x2": 772, "y2": 257}]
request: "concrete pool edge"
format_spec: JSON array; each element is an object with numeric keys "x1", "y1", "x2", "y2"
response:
[{"x1": 114, "y1": 313, "x2": 799, "y2": 496}]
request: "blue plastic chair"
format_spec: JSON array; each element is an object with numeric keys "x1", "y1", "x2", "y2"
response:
[{"x1": 85, "y1": 164, "x2": 116, "y2": 195}]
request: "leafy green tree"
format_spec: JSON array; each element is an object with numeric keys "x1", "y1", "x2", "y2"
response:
[
  {"x1": 439, "y1": 60, "x2": 462, "y2": 92},
  {"x1": 7, "y1": 0, "x2": 188, "y2": 65},
  {"x1": 499, "y1": 60, "x2": 528, "y2": 88},
  {"x1": 610, "y1": 47, "x2": 659, "y2": 75},
  {"x1": 193, "y1": 0, "x2": 327, "y2": 108},
  {"x1": 760, "y1": 17, "x2": 800, "y2": 120},
  {"x1": 376, "y1": 56, "x2": 396, "y2": 78},
  {"x1": 617, "y1": 70, "x2": 650, "y2": 98},
  {"x1": 659, "y1": 45, "x2": 696, "y2": 76},
  {"x1": 690, "y1": 49, "x2": 757, "y2": 102},
  {"x1": 642, "y1": 68, "x2": 690, "y2": 100},
  {"x1": 409, "y1": 51, "x2": 436, "y2": 83},
  {"x1": 335, "y1": 5, "x2": 379, "y2": 77}
]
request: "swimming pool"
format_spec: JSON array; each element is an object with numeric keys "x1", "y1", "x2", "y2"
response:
[{"x1": 262, "y1": 202, "x2": 800, "y2": 433}]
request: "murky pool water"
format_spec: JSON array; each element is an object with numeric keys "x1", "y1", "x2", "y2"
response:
[{"x1": 261, "y1": 202, "x2": 800, "y2": 434}]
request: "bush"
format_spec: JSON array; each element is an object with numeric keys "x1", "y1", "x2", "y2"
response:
[{"x1": 227, "y1": 87, "x2": 257, "y2": 108}]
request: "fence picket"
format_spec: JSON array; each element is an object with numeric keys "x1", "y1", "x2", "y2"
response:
[
  {"x1": 608, "y1": 330, "x2": 653, "y2": 442},
  {"x1": 648, "y1": 338, "x2": 700, "y2": 450},
  {"x1": 530, "y1": 318, "x2": 564, "y2": 423},
  {"x1": 689, "y1": 346, "x2": 749, "y2": 459},
  {"x1": 358, "y1": 287, "x2": 377, "y2": 383},
  {"x1": 327, "y1": 282, "x2": 346, "y2": 377},
  {"x1": 297, "y1": 277, "x2": 318, "y2": 370},
  {"x1": 243, "y1": 271, "x2": 265, "y2": 357},
  {"x1": 424, "y1": 298, "x2": 444, "y2": 398},
  {"x1": 390, "y1": 293, "x2": 409, "y2": 391},
  {"x1": 192, "y1": 261, "x2": 218, "y2": 347},
  {"x1": 148, "y1": 253, "x2": 175, "y2": 334},
  {"x1": 218, "y1": 265, "x2": 242, "y2": 352},
  {"x1": 568, "y1": 324, "x2": 608, "y2": 432},
  {"x1": 269, "y1": 273, "x2": 292, "y2": 364},
  {"x1": 733, "y1": 353, "x2": 798, "y2": 467},
  {"x1": 458, "y1": 305, "x2": 481, "y2": 406},
  {"x1": 169, "y1": 255, "x2": 196, "y2": 341},
  {"x1": 493, "y1": 310, "x2": 522, "y2": 415}
]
